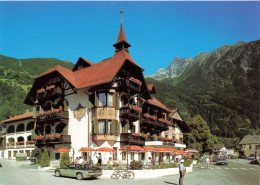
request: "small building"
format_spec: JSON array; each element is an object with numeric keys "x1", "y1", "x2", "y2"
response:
[
  {"x1": 0, "y1": 112, "x2": 35, "y2": 159},
  {"x1": 213, "y1": 143, "x2": 227, "y2": 156},
  {"x1": 239, "y1": 135, "x2": 260, "y2": 157}
]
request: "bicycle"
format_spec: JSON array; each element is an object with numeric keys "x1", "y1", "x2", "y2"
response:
[{"x1": 110, "y1": 169, "x2": 135, "y2": 179}]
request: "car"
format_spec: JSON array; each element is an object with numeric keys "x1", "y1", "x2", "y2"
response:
[
  {"x1": 249, "y1": 160, "x2": 260, "y2": 165},
  {"x1": 247, "y1": 154, "x2": 255, "y2": 160},
  {"x1": 55, "y1": 164, "x2": 102, "y2": 180},
  {"x1": 215, "y1": 156, "x2": 228, "y2": 166},
  {"x1": 238, "y1": 155, "x2": 246, "y2": 159}
]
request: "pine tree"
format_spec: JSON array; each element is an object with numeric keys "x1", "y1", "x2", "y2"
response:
[
  {"x1": 39, "y1": 148, "x2": 50, "y2": 167},
  {"x1": 60, "y1": 152, "x2": 71, "y2": 168}
]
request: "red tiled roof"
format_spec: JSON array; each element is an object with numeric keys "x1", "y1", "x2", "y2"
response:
[
  {"x1": 214, "y1": 143, "x2": 225, "y2": 149},
  {"x1": 147, "y1": 97, "x2": 170, "y2": 112},
  {"x1": 1, "y1": 112, "x2": 33, "y2": 124},
  {"x1": 148, "y1": 84, "x2": 154, "y2": 91},
  {"x1": 81, "y1": 57, "x2": 95, "y2": 66}
]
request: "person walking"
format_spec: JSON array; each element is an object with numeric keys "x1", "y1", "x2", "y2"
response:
[
  {"x1": 179, "y1": 159, "x2": 186, "y2": 185},
  {"x1": 96, "y1": 153, "x2": 102, "y2": 166},
  {"x1": 205, "y1": 157, "x2": 209, "y2": 170}
]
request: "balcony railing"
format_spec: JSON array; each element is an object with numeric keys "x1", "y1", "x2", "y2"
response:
[
  {"x1": 36, "y1": 135, "x2": 71, "y2": 146},
  {"x1": 37, "y1": 110, "x2": 69, "y2": 123},
  {"x1": 119, "y1": 106, "x2": 140, "y2": 121},
  {"x1": 141, "y1": 115, "x2": 168, "y2": 129},
  {"x1": 120, "y1": 133, "x2": 145, "y2": 146}
]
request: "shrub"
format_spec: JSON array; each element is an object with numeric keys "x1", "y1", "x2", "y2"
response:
[
  {"x1": 60, "y1": 152, "x2": 71, "y2": 168},
  {"x1": 130, "y1": 160, "x2": 143, "y2": 170},
  {"x1": 39, "y1": 148, "x2": 50, "y2": 167},
  {"x1": 184, "y1": 159, "x2": 193, "y2": 167},
  {"x1": 229, "y1": 155, "x2": 238, "y2": 159},
  {"x1": 106, "y1": 165, "x2": 113, "y2": 170}
]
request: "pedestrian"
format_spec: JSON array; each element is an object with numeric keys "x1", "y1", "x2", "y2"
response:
[
  {"x1": 209, "y1": 157, "x2": 213, "y2": 169},
  {"x1": 79, "y1": 156, "x2": 84, "y2": 164},
  {"x1": 205, "y1": 157, "x2": 209, "y2": 170},
  {"x1": 179, "y1": 159, "x2": 186, "y2": 185},
  {"x1": 75, "y1": 157, "x2": 79, "y2": 164},
  {"x1": 96, "y1": 153, "x2": 102, "y2": 166},
  {"x1": 107, "y1": 157, "x2": 113, "y2": 166}
]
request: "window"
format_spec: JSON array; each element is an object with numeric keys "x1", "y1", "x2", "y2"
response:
[
  {"x1": 131, "y1": 153, "x2": 134, "y2": 160},
  {"x1": 98, "y1": 92, "x2": 114, "y2": 107},
  {"x1": 107, "y1": 120, "x2": 112, "y2": 134},
  {"x1": 99, "y1": 121, "x2": 105, "y2": 134},
  {"x1": 107, "y1": 93, "x2": 113, "y2": 106},
  {"x1": 99, "y1": 93, "x2": 106, "y2": 106}
]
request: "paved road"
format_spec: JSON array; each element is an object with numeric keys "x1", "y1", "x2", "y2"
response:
[{"x1": 0, "y1": 159, "x2": 259, "y2": 185}]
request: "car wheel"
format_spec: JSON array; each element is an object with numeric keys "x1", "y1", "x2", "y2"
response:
[
  {"x1": 55, "y1": 170, "x2": 61, "y2": 177},
  {"x1": 76, "y1": 172, "x2": 84, "y2": 180}
]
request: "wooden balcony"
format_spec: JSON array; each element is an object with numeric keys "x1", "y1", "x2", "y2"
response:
[
  {"x1": 92, "y1": 134, "x2": 117, "y2": 146},
  {"x1": 120, "y1": 133, "x2": 145, "y2": 146},
  {"x1": 141, "y1": 115, "x2": 168, "y2": 129},
  {"x1": 37, "y1": 111, "x2": 69, "y2": 123},
  {"x1": 119, "y1": 107, "x2": 139, "y2": 122},
  {"x1": 37, "y1": 86, "x2": 62, "y2": 99},
  {"x1": 125, "y1": 77, "x2": 141, "y2": 92},
  {"x1": 36, "y1": 135, "x2": 71, "y2": 146}
]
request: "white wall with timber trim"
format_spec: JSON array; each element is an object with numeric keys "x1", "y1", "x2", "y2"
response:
[{"x1": 66, "y1": 89, "x2": 89, "y2": 159}]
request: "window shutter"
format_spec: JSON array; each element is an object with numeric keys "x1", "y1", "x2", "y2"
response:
[
  {"x1": 94, "y1": 91, "x2": 98, "y2": 106},
  {"x1": 31, "y1": 129, "x2": 36, "y2": 140},
  {"x1": 126, "y1": 122, "x2": 130, "y2": 133},
  {"x1": 116, "y1": 93, "x2": 120, "y2": 109},
  {"x1": 33, "y1": 106, "x2": 36, "y2": 118},
  {"x1": 111, "y1": 120, "x2": 115, "y2": 134},
  {"x1": 116, "y1": 120, "x2": 120, "y2": 135},
  {"x1": 93, "y1": 120, "x2": 98, "y2": 134}
]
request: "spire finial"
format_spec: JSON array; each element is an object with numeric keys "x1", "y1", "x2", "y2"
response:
[{"x1": 120, "y1": 9, "x2": 123, "y2": 26}]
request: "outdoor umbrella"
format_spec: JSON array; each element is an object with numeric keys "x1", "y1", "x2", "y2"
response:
[
  {"x1": 79, "y1": 147, "x2": 96, "y2": 152},
  {"x1": 144, "y1": 147, "x2": 155, "y2": 152},
  {"x1": 96, "y1": 147, "x2": 115, "y2": 152},
  {"x1": 54, "y1": 148, "x2": 70, "y2": 153},
  {"x1": 155, "y1": 148, "x2": 172, "y2": 152}
]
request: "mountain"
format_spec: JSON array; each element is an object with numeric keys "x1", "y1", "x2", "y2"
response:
[
  {"x1": 147, "y1": 40, "x2": 260, "y2": 139},
  {"x1": 147, "y1": 56, "x2": 194, "y2": 80},
  {"x1": 0, "y1": 55, "x2": 74, "y2": 121}
]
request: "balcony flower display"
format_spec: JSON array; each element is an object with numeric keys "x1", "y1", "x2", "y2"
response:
[
  {"x1": 158, "y1": 118, "x2": 164, "y2": 122},
  {"x1": 151, "y1": 134, "x2": 158, "y2": 138},
  {"x1": 54, "y1": 133, "x2": 60, "y2": 139},
  {"x1": 36, "y1": 88, "x2": 45, "y2": 94},
  {"x1": 26, "y1": 141, "x2": 35, "y2": 144},
  {"x1": 44, "y1": 110, "x2": 51, "y2": 115},
  {"x1": 151, "y1": 115, "x2": 157, "y2": 120},
  {"x1": 36, "y1": 112, "x2": 42, "y2": 117},
  {"x1": 129, "y1": 77, "x2": 142, "y2": 86},
  {"x1": 133, "y1": 133, "x2": 140, "y2": 137},
  {"x1": 132, "y1": 106, "x2": 142, "y2": 113},
  {"x1": 171, "y1": 138, "x2": 176, "y2": 142},
  {"x1": 52, "y1": 109, "x2": 60, "y2": 113},
  {"x1": 45, "y1": 134, "x2": 55, "y2": 140},
  {"x1": 46, "y1": 85, "x2": 55, "y2": 91},
  {"x1": 165, "y1": 120, "x2": 171, "y2": 125},
  {"x1": 36, "y1": 135, "x2": 44, "y2": 140},
  {"x1": 142, "y1": 134, "x2": 149, "y2": 139},
  {"x1": 10, "y1": 142, "x2": 14, "y2": 145},
  {"x1": 163, "y1": 137, "x2": 169, "y2": 141},
  {"x1": 144, "y1": 113, "x2": 151, "y2": 119}
]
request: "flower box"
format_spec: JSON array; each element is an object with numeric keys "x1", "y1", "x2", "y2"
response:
[
  {"x1": 165, "y1": 120, "x2": 171, "y2": 125},
  {"x1": 142, "y1": 134, "x2": 149, "y2": 139},
  {"x1": 54, "y1": 133, "x2": 60, "y2": 139},
  {"x1": 36, "y1": 112, "x2": 42, "y2": 117},
  {"x1": 52, "y1": 109, "x2": 59, "y2": 113},
  {"x1": 158, "y1": 118, "x2": 164, "y2": 122},
  {"x1": 151, "y1": 116, "x2": 157, "y2": 120},
  {"x1": 46, "y1": 85, "x2": 55, "y2": 91},
  {"x1": 144, "y1": 113, "x2": 151, "y2": 119},
  {"x1": 37, "y1": 89, "x2": 45, "y2": 94},
  {"x1": 132, "y1": 106, "x2": 142, "y2": 113},
  {"x1": 44, "y1": 110, "x2": 51, "y2": 115},
  {"x1": 133, "y1": 133, "x2": 140, "y2": 137},
  {"x1": 129, "y1": 77, "x2": 142, "y2": 86},
  {"x1": 26, "y1": 141, "x2": 35, "y2": 144},
  {"x1": 36, "y1": 136, "x2": 44, "y2": 140},
  {"x1": 152, "y1": 134, "x2": 158, "y2": 138},
  {"x1": 163, "y1": 137, "x2": 169, "y2": 141}
]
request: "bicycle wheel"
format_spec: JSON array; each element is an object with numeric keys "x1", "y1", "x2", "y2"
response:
[
  {"x1": 110, "y1": 171, "x2": 120, "y2": 179},
  {"x1": 125, "y1": 171, "x2": 135, "y2": 179}
]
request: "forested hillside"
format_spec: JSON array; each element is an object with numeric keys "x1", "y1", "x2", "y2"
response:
[
  {"x1": 147, "y1": 40, "x2": 260, "y2": 139},
  {"x1": 0, "y1": 55, "x2": 74, "y2": 121}
]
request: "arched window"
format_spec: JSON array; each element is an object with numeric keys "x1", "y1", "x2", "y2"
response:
[
  {"x1": 7, "y1": 125, "x2": 15, "y2": 134},
  {"x1": 121, "y1": 95, "x2": 128, "y2": 107},
  {"x1": 8, "y1": 137, "x2": 15, "y2": 143},
  {"x1": 55, "y1": 123, "x2": 66, "y2": 134},
  {"x1": 26, "y1": 122, "x2": 34, "y2": 131},
  {"x1": 45, "y1": 125, "x2": 51, "y2": 135},
  {"x1": 16, "y1": 124, "x2": 25, "y2": 132},
  {"x1": 17, "y1": 136, "x2": 24, "y2": 142},
  {"x1": 27, "y1": 135, "x2": 32, "y2": 141}
]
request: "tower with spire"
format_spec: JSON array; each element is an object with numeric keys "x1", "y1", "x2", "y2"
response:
[{"x1": 113, "y1": 10, "x2": 131, "y2": 52}]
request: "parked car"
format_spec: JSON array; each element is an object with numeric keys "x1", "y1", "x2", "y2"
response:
[
  {"x1": 215, "y1": 156, "x2": 228, "y2": 165},
  {"x1": 238, "y1": 155, "x2": 246, "y2": 159},
  {"x1": 247, "y1": 154, "x2": 255, "y2": 160},
  {"x1": 55, "y1": 164, "x2": 102, "y2": 180},
  {"x1": 249, "y1": 160, "x2": 260, "y2": 165}
]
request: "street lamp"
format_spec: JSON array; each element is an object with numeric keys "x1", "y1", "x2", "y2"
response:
[
  {"x1": 72, "y1": 148, "x2": 75, "y2": 164},
  {"x1": 239, "y1": 128, "x2": 260, "y2": 160}
]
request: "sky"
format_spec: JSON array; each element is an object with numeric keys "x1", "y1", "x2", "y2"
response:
[{"x1": 0, "y1": 1, "x2": 259, "y2": 75}]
